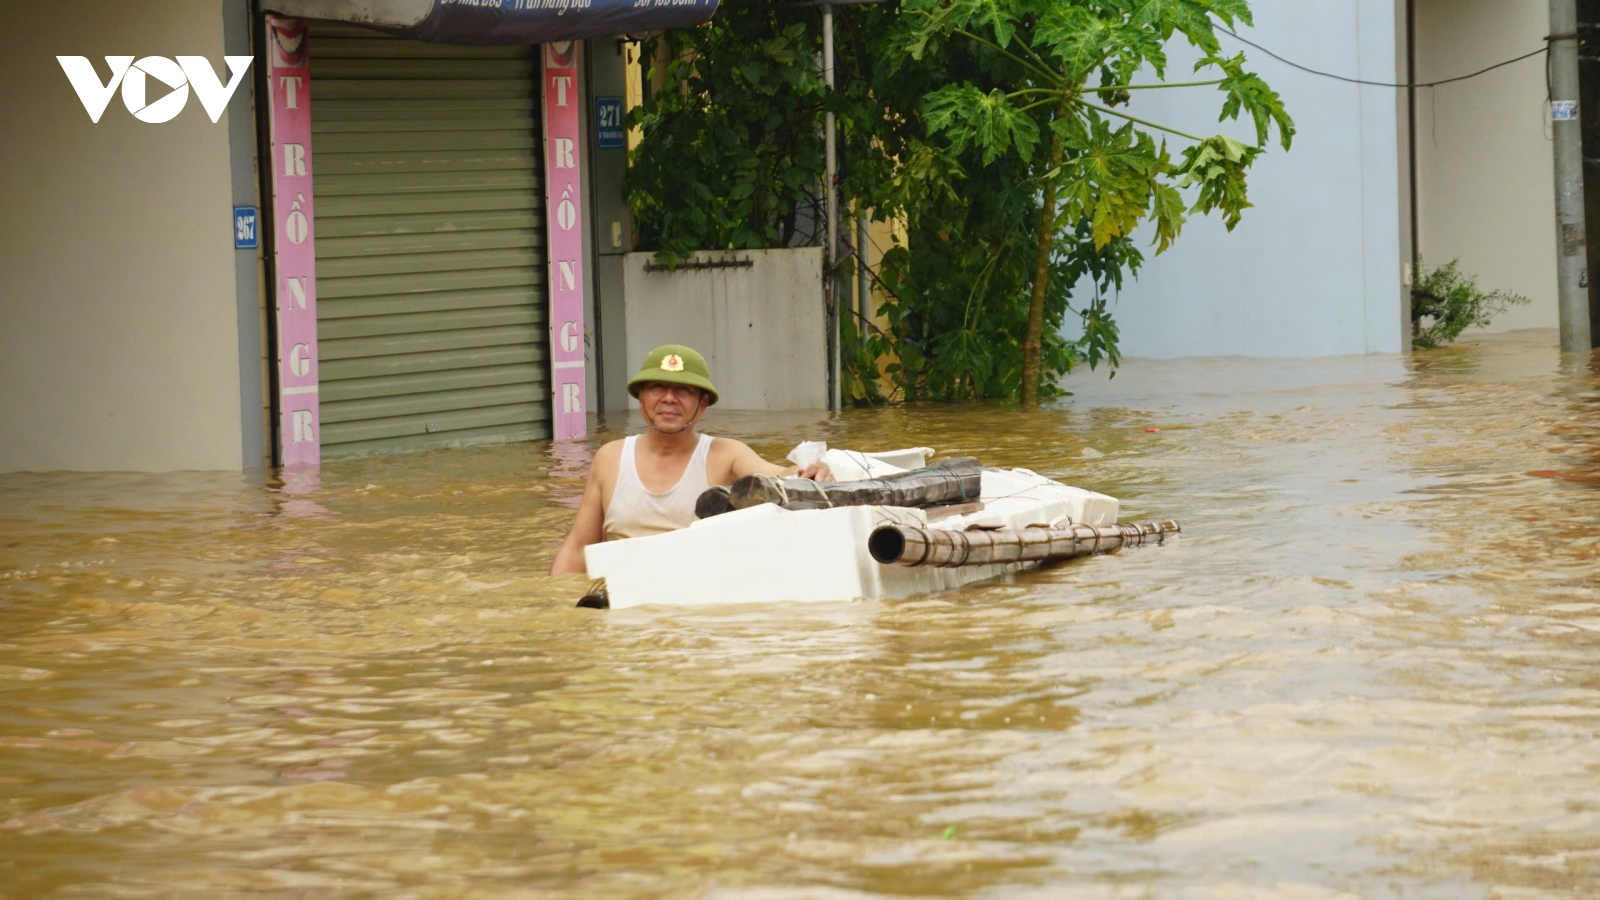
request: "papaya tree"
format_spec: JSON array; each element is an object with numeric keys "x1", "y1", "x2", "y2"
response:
[{"x1": 894, "y1": 0, "x2": 1295, "y2": 407}]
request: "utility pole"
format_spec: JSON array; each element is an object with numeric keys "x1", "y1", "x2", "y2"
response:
[
  {"x1": 823, "y1": 2, "x2": 841, "y2": 410},
  {"x1": 1550, "y1": 0, "x2": 1593, "y2": 353},
  {"x1": 798, "y1": 0, "x2": 883, "y2": 407},
  {"x1": 1405, "y1": 0, "x2": 1419, "y2": 345}
]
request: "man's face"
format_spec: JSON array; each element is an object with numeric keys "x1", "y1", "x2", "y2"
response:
[{"x1": 638, "y1": 382, "x2": 707, "y2": 433}]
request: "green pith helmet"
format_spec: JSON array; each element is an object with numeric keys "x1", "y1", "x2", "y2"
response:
[{"x1": 627, "y1": 344, "x2": 719, "y2": 406}]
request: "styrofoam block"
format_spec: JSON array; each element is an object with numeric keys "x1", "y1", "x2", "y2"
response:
[
  {"x1": 787, "y1": 443, "x2": 934, "y2": 482},
  {"x1": 864, "y1": 447, "x2": 935, "y2": 469}
]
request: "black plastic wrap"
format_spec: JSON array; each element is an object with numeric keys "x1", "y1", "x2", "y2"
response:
[{"x1": 697, "y1": 457, "x2": 983, "y2": 518}]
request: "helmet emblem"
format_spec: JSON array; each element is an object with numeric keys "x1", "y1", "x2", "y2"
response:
[{"x1": 661, "y1": 354, "x2": 684, "y2": 372}]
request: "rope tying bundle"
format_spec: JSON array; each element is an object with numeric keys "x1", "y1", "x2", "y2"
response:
[{"x1": 699, "y1": 457, "x2": 984, "y2": 519}]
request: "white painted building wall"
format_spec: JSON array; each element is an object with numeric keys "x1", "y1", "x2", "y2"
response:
[
  {"x1": 622, "y1": 249, "x2": 827, "y2": 410},
  {"x1": 1414, "y1": 0, "x2": 1557, "y2": 333},
  {"x1": 1067, "y1": 0, "x2": 1406, "y2": 358},
  {"x1": 0, "y1": 0, "x2": 248, "y2": 472}
]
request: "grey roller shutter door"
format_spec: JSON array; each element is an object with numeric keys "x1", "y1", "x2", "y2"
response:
[{"x1": 309, "y1": 21, "x2": 550, "y2": 459}]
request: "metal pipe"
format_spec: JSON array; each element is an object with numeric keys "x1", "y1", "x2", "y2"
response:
[
  {"x1": 869, "y1": 521, "x2": 1182, "y2": 568},
  {"x1": 823, "y1": 2, "x2": 841, "y2": 410},
  {"x1": 1550, "y1": 1, "x2": 1593, "y2": 352},
  {"x1": 856, "y1": 208, "x2": 870, "y2": 347}
]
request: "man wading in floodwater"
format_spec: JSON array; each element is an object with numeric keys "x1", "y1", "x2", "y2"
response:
[{"x1": 550, "y1": 344, "x2": 831, "y2": 575}]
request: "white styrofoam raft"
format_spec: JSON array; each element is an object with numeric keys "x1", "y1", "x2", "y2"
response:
[{"x1": 584, "y1": 462, "x2": 1119, "y2": 610}]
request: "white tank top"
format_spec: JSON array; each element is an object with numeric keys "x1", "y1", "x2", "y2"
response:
[{"x1": 603, "y1": 433, "x2": 715, "y2": 541}]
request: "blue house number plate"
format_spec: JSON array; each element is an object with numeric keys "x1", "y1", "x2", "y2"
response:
[
  {"x1": 595, "y1": 96, "x2": 625, "y2": 150},
  {"x1": 234, "y1": 206, "x2": 259, "y2": 249}
]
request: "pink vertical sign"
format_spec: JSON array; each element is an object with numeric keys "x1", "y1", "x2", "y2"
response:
[
  {"x1": 542, "y1": 41, "x2": 586, "y2": 441},
  {"x1": 266, "y1": 16, "x2": 320, "y2": 467}
]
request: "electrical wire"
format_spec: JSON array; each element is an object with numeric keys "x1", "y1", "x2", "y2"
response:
[{"x1": 1218, "y1": 27, "x2": 1551, "y2": 89}]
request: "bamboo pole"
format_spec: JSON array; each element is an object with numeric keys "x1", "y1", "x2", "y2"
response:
[{"x1": 868, "y1": 520, "x2": 1181, "y2": 568}]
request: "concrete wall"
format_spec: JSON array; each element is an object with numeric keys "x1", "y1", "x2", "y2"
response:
[
  {"x1": 588, "y1": 38, "x2": 635, "y2": 414},
  {"x1": 223, "y1": 0, "x2": 268, "y2": 469},
  {"x1": 0, "y1": 0, "x2": 248, "y2": 472},
  {"x1": 1415, "y1": 0, "x2": 1558, "y2": 333},
  {"x1": 1066, "y1": 0, "x2": 1405, "y2": 358},
  {"x1": 622, "y1": 249, "x2": 827, "y2": 410}
]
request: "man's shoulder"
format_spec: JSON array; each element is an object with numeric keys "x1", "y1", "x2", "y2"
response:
[
  {"x1": 707, "y1": 435, "x2": 752, "y2": 457},
  {"x1": 588, "y1": 439, "x2": 626, "y2": 479},
  {"x1": 705, "y1": 436, "x2": 750, "y2": 486}
]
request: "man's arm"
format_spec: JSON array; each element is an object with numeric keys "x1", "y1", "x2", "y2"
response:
[
  {"x1": 723, "y1": 440, "x2": 831, "y2": 481},
  {"x1": 549, "y1": 453, "x2": 609, "y2": 575}
]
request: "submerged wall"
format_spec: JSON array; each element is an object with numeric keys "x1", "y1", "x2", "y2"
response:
[
  {"x1": 0, "y1": 0, "x2": 250, "y2": 472},
  {"x1": 622, "y1": 249, "x2": 827, "y2": 410},
  {"x1": 1065, "y1": 0, "x2": 1405, "y2": 358}
]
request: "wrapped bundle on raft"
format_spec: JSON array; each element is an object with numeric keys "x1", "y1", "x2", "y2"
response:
[
  {"x1": 869, "y1": 520, "x2": 1181, "y2": 568},
  {"x1": 696, "y1": 457, "x2": 983, "y2": 519}
]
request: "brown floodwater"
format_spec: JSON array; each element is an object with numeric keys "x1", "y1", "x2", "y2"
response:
[{"x1": 1, "y1": 330, "x2": 1597, "y2": 898}]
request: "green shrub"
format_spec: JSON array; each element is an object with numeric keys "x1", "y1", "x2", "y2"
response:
[{"x1": 1411, "y1": 259, "x2": 1531, "y2": 349}]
